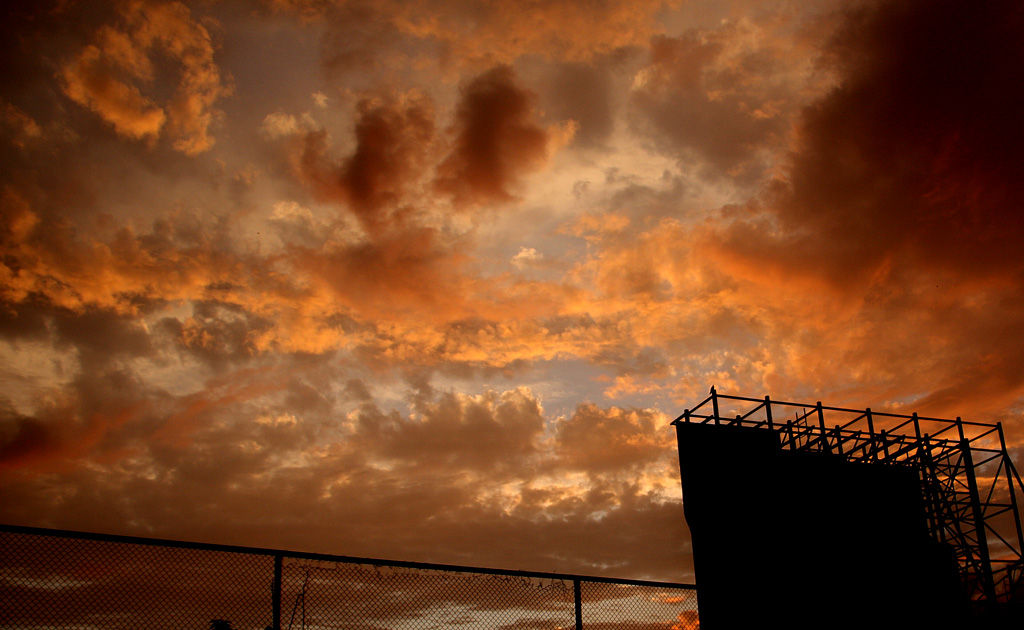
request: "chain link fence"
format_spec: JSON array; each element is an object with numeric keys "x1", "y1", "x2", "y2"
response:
[{"x1": 0, "y1": 524, "x2": 699, "y2": 630}]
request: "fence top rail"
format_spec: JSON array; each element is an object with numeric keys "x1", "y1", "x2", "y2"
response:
[{"x1": 0, "y1": 523, "x2": 695, "y2": 591}]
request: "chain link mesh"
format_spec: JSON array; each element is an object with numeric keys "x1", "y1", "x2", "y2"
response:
[
  {"x1": 1, "y1": 529, "x2": 272, "y2": 630},
  {"x1": 581, "y1": 581, "x2": 698, "y2": 630},
  {"x1": 280, "y1": 560, "x2": 575, "y2": 630},
  {"x1": 1, "y1": 527, "x2": 699, "y2": 630}
]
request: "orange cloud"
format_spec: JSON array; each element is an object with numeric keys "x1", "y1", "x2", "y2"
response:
[
  {"x1": 61, "y1": 42, "x2": 167, "y2": 143},
  {"x1": 60, "y1": 1, "x2": 231, "y2": 154},
  {"x1": 631, "y1": 12, "x2": 828, "y2": 182},
  {"x1": 555, "y1": 404, "x2": 670, "y2": 472},
  {"x1": 300, "y1": 0, "x2": 677, "y2": 70},
  {"x1": 401, "y1": 0, "x2": 675, "y2": 64},
  {"x1": 354, "y1": 387, "x2": 545, "y2": 473}
]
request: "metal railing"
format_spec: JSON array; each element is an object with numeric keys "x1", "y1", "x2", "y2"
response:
[{"x1": 0, "y1": 524, "x2": 698, "y2": 630}]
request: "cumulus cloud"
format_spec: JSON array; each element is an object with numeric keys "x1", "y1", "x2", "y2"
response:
[
  {"x1": 261, "y1": 112, "x2": 315, "y2": 139},
  {"x1": 294, "y1": 91, "x2": 436, "y2": 232},
  {"x1": 355, "y1": 387, "x2": 545, "y2": 472},
  {"x1": 555, "y1": 404, "x2": 671, "y2": 473},
  {"x1": 435, "y1": 66, "x2": 563, "y2": 207},
  {"x1": 512, "y1": 246, "x2": 545, "y2": 269},
  {"x1": 631, "y1": 13, "x2": 826, "y2": 182},
  {"x1": 0, "y1": 379, "x2": 689, "y2": 577},
  {"x1": 0, "y1": 202, "x2": 251, "y2": 315},
  {"x1": 61, "y1": 43, "x2": 167, "y2": 143},
  {"x1": 60, "y1": 1, "x2": 231, "y2": 154}
]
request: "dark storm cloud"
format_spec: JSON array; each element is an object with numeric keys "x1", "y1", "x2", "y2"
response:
[
  {"x1": 0, "y1": 411, "x2": 54, "y2": 471},
  {"x1": 279, "y1": 90, "x2": 487, "y2": 318},
  {"x1": 436, "y1": 66, "x2": 555, "y2": 206},
  {"x1": 694, "y1": 0, "x2": 1024, "y2": 418},
  {"x1": 722, "y1": 0, "x2": 1024, "y2": 284},
  {"x1": 296, "y1": 93, "x2": 436, "y2": 234},
  {"x1": 51, "y1": 308, "x2": 153, "y2": 360},
  {"x1": 0, "y1": 301, "x2": 49, "y2": 341}
]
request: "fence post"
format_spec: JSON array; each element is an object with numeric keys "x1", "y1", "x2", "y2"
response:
[
  {"x1": 273, "y1": 554, "x2": 283, "y2": 630},
  {"x1": 574, "y1": 579, "x2": 582, "y2": 630}
]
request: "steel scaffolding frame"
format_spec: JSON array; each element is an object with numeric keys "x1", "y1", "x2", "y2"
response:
[{"x1": 673, "y1": 387, "x2": 1024, "y2": 609}]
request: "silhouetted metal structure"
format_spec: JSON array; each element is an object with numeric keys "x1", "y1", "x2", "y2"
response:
[{"x1": 674, "y1": 387, "x2": 1024, "y2": 628}]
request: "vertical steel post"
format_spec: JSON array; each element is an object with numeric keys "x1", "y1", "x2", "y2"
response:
[
  {"x1": 764, "y1": 396, "x2": 773, "y2": 430},
  {"x1": 816, "y1": 401, "x2": 828, "y2": 453},
  {"x1": 865, "y1": 408, "x2": 875, "y2": 460},
  {"x1": 273, "y1": 554, "x2": 283, "y2": 630},
  {"x1": 918, "y1": 436, "x2": 936, "y2": 536},
  {"x1": 998, "y1": 422, "x2": 1024, "y2": 562},
  {"x1": 961, "y1": 438, "x2": 996, "y2": 603},
  {"x1": 710, "y1": 386, "x2": 720, "y2": 425},
  {"x1": 922, "y1": 435, "x2": 947, "y2": 544},
  {"x1": 574, "y1": 579, "x2": 583, "y2": 630}
]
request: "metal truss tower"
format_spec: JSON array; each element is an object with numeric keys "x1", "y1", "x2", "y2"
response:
[{"x1": 674, "y1": 387, "x2": 1024, "y2": 612}]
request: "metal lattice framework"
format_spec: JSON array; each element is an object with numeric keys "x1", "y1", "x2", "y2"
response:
[{"x1": 673, "y1": 387, "x2": 1024, "y2": 608}]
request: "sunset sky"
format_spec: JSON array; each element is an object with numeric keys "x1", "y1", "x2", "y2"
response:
[{"x1": 2, "y1": 0, "x2": 1024, "y2": 582}]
